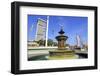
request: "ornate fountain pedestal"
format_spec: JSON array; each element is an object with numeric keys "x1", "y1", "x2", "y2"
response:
[{"x1": 49, "y1": 28, "x2": 77, "y2": 60}]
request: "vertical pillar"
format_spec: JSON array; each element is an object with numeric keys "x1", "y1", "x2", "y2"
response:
[{"x1": 45, "y1": 16, "x2": 49, "y2": 47}]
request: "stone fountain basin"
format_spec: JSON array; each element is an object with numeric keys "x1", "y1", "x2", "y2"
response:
[
  {"x1": 49, "y1": 50, "x2": 75, "y2": 56},
  {"x1": 48, "y1": 50, "x2": 78, "y2": 60}
]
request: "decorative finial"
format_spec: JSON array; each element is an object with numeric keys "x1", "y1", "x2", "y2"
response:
[
  {"x1": 60, "y1": 24, "x2": 64, "y2": 30},
  {"x1": 59, "y1": 24, "x2": 65, "y2": 34}
]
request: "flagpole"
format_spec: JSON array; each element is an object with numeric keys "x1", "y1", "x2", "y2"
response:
[{"x1": 46, "y1": 16, "x2": 49, "y2": 47}]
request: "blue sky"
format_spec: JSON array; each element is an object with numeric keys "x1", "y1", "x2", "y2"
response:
[{"x1": 28, "y1": 15, "x2": 88, "y2": 45}]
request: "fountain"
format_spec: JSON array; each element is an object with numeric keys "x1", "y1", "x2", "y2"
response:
[{"x1": 49, "y1": 26, "x2": 77, "y2": 60}]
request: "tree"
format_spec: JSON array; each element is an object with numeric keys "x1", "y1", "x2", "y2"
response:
[
  {"x1": 37, "y1": 39, "x2": 45, "y2": 46},
  {"x1": 47, "y1": 39, "x2": 53, "y2": 46},
  {"x1": 53, "y1": 42, "x2": 58, "y2": 46}
]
